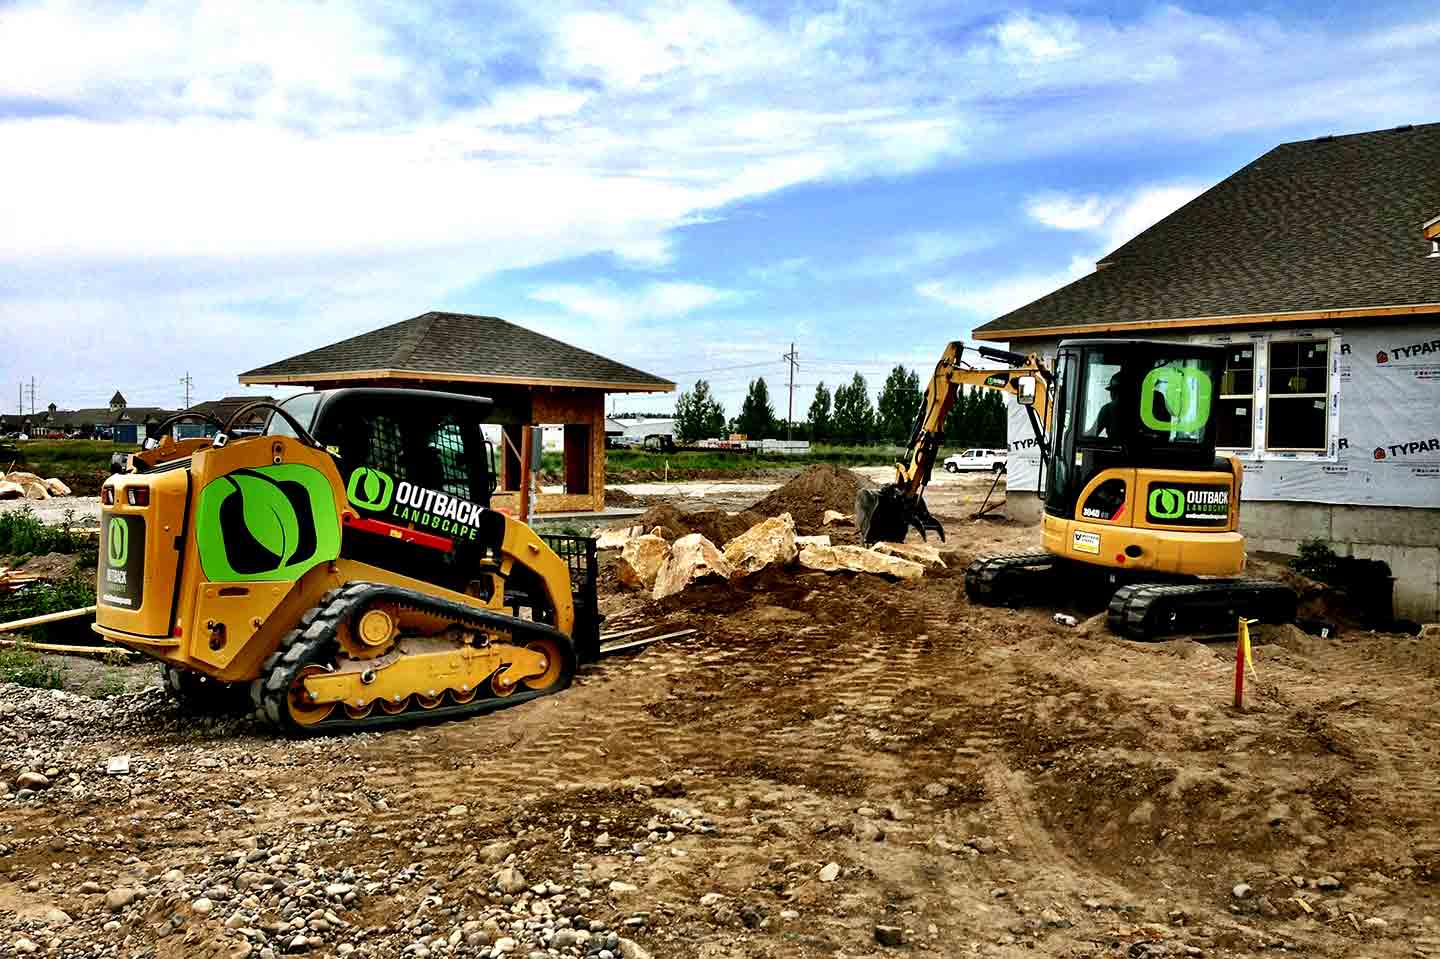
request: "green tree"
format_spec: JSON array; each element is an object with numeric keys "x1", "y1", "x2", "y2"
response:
[
  {"x1": 876, "y1": 364, "x2": 922, "y2": 445},
  {"x1": 673, "y1": 379, "x2": 726, "y2": 442},
  {"x1": 735, "y1": 377, "x2": 777, "y2": 439},
  {"x1": 806, "y1": 381, "x2": 832, "y2": 442},
  {"x1": 976, "y1": 389, "x2": 1007, "y2": 447},
  {"x1": 832, "y1": 372, "x2": 875, "y2": 444}
]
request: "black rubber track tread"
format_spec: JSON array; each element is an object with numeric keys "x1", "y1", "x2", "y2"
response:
[
  {"x1": 255, "y1": 583, "x2": 576, "y2": 737},
  {"x1": 964, "y1": 552, "x2": 1059, "y2": 606},
  {"x1": 1108, "y1": 579, "x2": 1297, "y2": 642}
]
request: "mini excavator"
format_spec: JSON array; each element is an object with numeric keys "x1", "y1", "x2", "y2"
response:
[
  {"x1": 93, "y1": 389, "x2": 600, "y2": 735},
  {"x1": 857, "y1": 340, "x2": 1296, "y2": 640}
]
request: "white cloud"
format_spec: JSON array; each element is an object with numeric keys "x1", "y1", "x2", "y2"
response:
[
  {"x1": 1024, "y1": 193, "x2": 1112, "y2": 231},
  {"x1": 918, "y1": 184, "x2": 1201, "y2": 317},
  {"x1": 992, "y1": 14, "x2": 1082, "y2": 63},
  {"x1": 529, "y1": 281, "x2": 734, "y2": 325}
]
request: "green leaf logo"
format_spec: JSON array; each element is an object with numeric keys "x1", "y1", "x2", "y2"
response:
[
  {"x1": 346, "y1": 466, "x2": 394, "y2": 511},
  {"x1": 107, "y1": 517, "x2": 128, "y2": 567},
  {"x1": 1148, "y1": 487, "x2": 1184, "y2": 519},
  {"x1": 195, "y1": 465, "x2": 340, "y2": 581},
  {"x1": 1140, "y1": 367, "x2": 1213, "y2": 433}
]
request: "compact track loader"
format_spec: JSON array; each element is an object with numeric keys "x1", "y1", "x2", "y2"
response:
[
  {"x1": 858, "y1": 340, "x2": 1296, "y2": 640},
  {"x1": 94, "y1": 389, "x2": 600, "y2": 735}
]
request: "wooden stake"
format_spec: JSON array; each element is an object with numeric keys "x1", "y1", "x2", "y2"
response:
[
  {"x1": 0, "y1": 637, "x2": 134, "y2": 658},
  {"x1": 519, "y1": 424, "x2": 533, "y2": 524},
  {"x1": 0, "y1": 605, "x2": 97, "y2": 632}
]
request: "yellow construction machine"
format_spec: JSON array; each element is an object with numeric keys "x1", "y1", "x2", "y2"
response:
[
  {"x1": 857, "y1": 340, "x2": 1295, "y2": 640},
  {"x1": 94, "y1": 389, "x2": 599, "y2": 734}
]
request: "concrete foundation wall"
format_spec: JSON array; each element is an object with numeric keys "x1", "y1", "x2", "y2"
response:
[{"x1": 1004, "y1": 493, "x2": 1439, "y2": 622}]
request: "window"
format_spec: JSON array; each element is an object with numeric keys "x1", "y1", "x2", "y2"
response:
[
  {"x1": 1266, "y1": 340, "x2": 1329, "y2": 451},
  {"x1": 266, "y1": 392, "x2": 320, "y2": 439},
  {"x1": 1078, "y1": 352, "x2": 1125, "y2": 441},
  {"x1": 1136, "y1": 355, "x2": 1214, "y2": 446},
  {"x1": 1216, "y1": 346, "x2": 1255, "y2": 449},
  {"x1": 425, "y1": 417, "x2": 472, "y2": 498}
]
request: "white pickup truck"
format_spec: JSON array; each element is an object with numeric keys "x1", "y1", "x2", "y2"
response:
[{"x1": 942, "y1": 448, "x2": 1007, "y2": 473}]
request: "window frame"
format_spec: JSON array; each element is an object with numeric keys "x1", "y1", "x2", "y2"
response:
[
  {"x1": 1215, "y1": 345, "x2": 1257, "y2": 451},
  {"x1": 1264, "y1": 337, "x2": 1332, "y2": 453}
]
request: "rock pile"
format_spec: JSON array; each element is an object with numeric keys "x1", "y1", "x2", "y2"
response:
[{"x1": 0, "y1": 472, "x2": 70, "y2": 501}]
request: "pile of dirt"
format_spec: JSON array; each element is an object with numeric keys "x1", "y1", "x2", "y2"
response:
[
  {"x1": 17, "y1": 552, "x2": 80, "y2": 580},
  {"x1": 626, "y1": 503, "x2": 767, "y2": 546},
  {"x1": 605, "y1": 487, "x2": 640, "y2": 506},
  {"x1": 749, "y1": 464, "x2": 875, "y2": 533}
]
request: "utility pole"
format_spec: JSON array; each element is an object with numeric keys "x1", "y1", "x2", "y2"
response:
[
  {"x1": 781, "y1": 343, "x2": 799, "y2": 441},
  {"x1": 26, "y1": 377, "x2": 35, "y2": 416},
  {"x1": 180, "y1": 372, "x2": 194, "y2": 410}
]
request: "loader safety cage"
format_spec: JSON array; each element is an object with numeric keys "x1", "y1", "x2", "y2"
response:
[{"x1": 539, "y1": 532, "x2": 602, "y2": 664}]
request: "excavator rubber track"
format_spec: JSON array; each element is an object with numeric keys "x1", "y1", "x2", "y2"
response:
[
  {"x1": 252, "y1": 582, "x2": 576, "y2": 736},
  {"x1": 1107, "y1": 580, "x2": 1297, "y2": 641},
  {"x1": 964, "y1": 552, "x2": 1062, "y2": 606}
]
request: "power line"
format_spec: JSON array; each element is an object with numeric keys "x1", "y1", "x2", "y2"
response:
[
  {"x1": 667, "y1": 359, "x2": 777, "y2": 377},
  {"x1": 179, "y1": 372, "x2": 194, "y2": 410},
  {"x1": 781, "y1": 342, "x2": 798, "y2": 442}
]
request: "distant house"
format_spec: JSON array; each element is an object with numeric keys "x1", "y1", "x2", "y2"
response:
[
  {"x1": 24, "y1": 392, "x2": 175, "y2": 442},
  {"x1": 972, "y1": 122, "x2": 1440, "y2": 620},
  {"x1": 240, "y1": 311, "x2": 673, "y2": 515}
]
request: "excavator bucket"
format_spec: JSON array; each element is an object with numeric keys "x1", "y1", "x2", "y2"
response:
[{"x1": 856, "y1": 484, "x2": 946, "y2": 545}]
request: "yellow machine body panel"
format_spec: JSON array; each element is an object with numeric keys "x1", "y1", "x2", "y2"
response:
[{"x1": 94, "y1": 432, "x2": 576, "y2": 685}]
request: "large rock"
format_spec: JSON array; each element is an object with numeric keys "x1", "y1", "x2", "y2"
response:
[
  {"x1": 0, "y1": 480, "x2": 22, "y2": 500},
  {"x1": 43, "y1": 477, "x2": 72, "y2": 497},
  {"x1": 795, "y1": 534, "x2": 831, "y2": 547},
  {"x1": 722, "y1": 512, "x2": 797, "y2": 576},
  {"x1": 798, "y1": 544, "x2": 924, "y2": 580},
  {"x1": 822, "y1": 509, "x2": 852, "y2": 526},
  {"x1": 1419, "y1": 624, "x2": 1440, "y2": 642},
  {"x1": 872, "y1": 541, "x2": 946, "y2": 569},
  {"x1": 616, "y1": 534, "x2": 671, "y2": 589},
  {"x1": 4, "y1": 472, "x2": 50, "y2": 500},
  {"x1": 596, "y1": 525, "x2": 641, "y2": 550},
  {"x1": 653, "y1": 534, "x2": 733, "y2": 599}
]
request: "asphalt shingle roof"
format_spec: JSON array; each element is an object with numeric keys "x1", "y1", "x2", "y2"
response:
[
  {"x1": 240, "y1": 312, "x2": 673, "y2": 392},
  {"x1": 974, "y1": 123, "x2": 1440, "y2": 339}
]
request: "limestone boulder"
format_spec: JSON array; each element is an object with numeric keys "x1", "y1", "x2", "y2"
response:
[
  {"x1": 4, "y1": 472, "x2": 50, "y2": 500},
  {"x1": 722, "y1": 512, "x2": 797, "y2": 577},
  {"x1": 653, "y1": 533, "x2": 733, "y2": 600},
  {"x1": 1420, "y1": 623, "x2": 1440, "y2": 642},
  {"x1": 43, "y1": 477, "x2": 72, "y2": 497},
  {"x1": 616, "y1": 534, "x2": 671, "y2": 590},
  {"x1": 822, "y1": 509, "x2": 852, "y2": 526},
  {"x1": 596, "y1": 525, "x2": 642, "y2": 550},
  {"x1": 798, "y1": 543, "x2": 924, "y2": 580},
  {"x1": 0, "y1": 481, "x2": 23, "y2": 500},
  {"x1": 872, "y1": 541, "x2": 947, "y2": 569},
  {"x1": 795, "y1": 534, "x2": 831, "y2": 547}
]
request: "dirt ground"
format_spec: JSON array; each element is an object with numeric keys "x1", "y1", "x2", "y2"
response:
[{"x1": 1, "y1": 473, "x2": 1437, "y2": 958}]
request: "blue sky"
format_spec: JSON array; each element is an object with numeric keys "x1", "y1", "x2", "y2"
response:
[{"x1": 1, "y1": 0, "x2": 1437, "y2": 419}]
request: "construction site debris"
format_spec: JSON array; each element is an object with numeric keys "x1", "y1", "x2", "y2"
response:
[
  {"x1": 617, "y1": 534, "x2": 671, "y2": 590},
  {"x1": 798, "y1": 542, "x2": 924, "y2": 579},
  {"x1": 0, "y1": 480, "x2": 22, "y2": 500},
  {"x1": 596, "y1": 525, "x2": 642, "y2": 550},
  {"x1": 653, "y1": 533, "x2": 732, "y2": 599},
  {"x1": 872, "y1": 541, "x2": 946, "y2": 569},
  {"x1": 750, "y1": 465, "x2": 873, "y2": 533},
  {"x1": 722, "y1": 512, "x2": 798, "y2": 577},
  {"x1": 823, "y1": 509, "x2": 852, "y2": 526}
]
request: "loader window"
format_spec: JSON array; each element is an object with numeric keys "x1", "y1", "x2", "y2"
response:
[
  {"x1": 1078, "y1": 352, "x2": 1125, "y2": 442},
  {"x1": 364, "y1": 415, "x2": 406, "y2": 477},
  {"x1": 425, "y1": 417, "x2": 471, "y2": 498},
  {"x1": 1136, "y1": 357, "x2": 1213, "y2": 446}
]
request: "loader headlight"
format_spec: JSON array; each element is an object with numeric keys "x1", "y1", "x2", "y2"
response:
[
  {"x1": 125, "y1": 487, "x2": 149, "y2": 507},
  {"x1": 101, "y1": 486, "x2": 114, "y2": 506}
]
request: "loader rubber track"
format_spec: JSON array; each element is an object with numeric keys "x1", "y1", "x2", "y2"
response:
[
  {"x1": 1106, "y1": 579, "x2": 1297, "y2": 642},
  {"x1": 252, "y1": 582, "x2": 576, "y2": 737},
  {"x1": 964, "y1": 552, "x2": 1061, "y2": 607}
]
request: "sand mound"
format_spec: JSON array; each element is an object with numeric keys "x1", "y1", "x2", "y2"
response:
[
  {"x1": 749, "y1": 465, "x2": 875, "y2": 533},
  {"x1": 605, "y1": 487, "x2": 640, "y2": 506},
  {"x1": 626, "y1": 503, "x2": 767, "y2": 545}
]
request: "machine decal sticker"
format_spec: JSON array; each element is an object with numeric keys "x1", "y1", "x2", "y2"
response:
[
  {"x1": 345, "y1": 466, "x2": 494, "y2": 543},
  {"x1": 1145, "y1": 483, "x2": 1230, "y2": 526},
  {"x1": 346, "y1": 466, "x2": 394, "y2": 511},
  {"x1": 99, "y1": 514, "x2": 146, "y2": 609},
  {"x1": 1072, "y1": 530, "x2": 1100, "y2": 554},
  {"x1": 197, "y1": 465, "x2": 341, "y2": 582},
  {"x1": 1140, "y1": 366, "x2": 1213, "y2": 433}
]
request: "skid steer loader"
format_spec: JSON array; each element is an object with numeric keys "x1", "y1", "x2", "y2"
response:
[{"x1": 93, "y1": 389, "x2": 601, "y2": 735}]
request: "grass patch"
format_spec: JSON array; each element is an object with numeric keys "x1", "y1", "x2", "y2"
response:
[
  {"x1": 0, "y1": 643, "x2": 66, "y2": 689},
  {"x1": 0, "y1": 574, "x2": 96, "y2": 643},
  {"x1": 0, "y1": 507, "x2": 85, "y2": 557},
  {"x1": 603, "y1": 444, "x2": 904, "y2": 476},
  {"x1": 7, "y1": 439, "x2": 137, "y2": 495}
]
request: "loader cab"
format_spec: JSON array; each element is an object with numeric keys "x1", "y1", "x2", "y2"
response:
[
  {"x1": 1044, "y1": 340, "x2": 1224, "y2": 520},
  {"x1": 266, "y1": 388, "x2": 501, "y2": 592}
]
